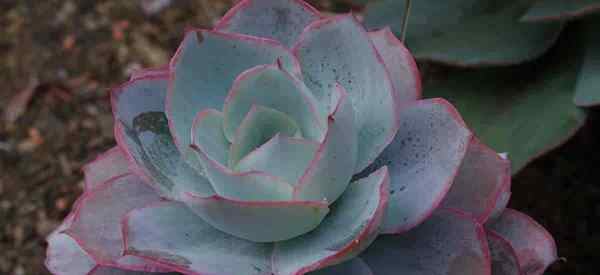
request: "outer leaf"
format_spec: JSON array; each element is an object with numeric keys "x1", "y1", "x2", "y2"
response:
[
  {"x1": 89, "y1": 266, "x2": 174, "y2": 275},
  {"x1": 273, "y1": 167, "x2": 389, "y2": 275},
  {"x1": 307, "y1": 258, "x2": 373, "y2": 275},
  {"x1": 361, "y1": 209, "x2": 491, "y2": 275},
  {"x1": 487, "y1": 231, "x2": 522, "y2": 275},
  {"x1": 222, "y1": 64, "x2": 326, "y2": 143},
  {"x1": 368, "y1": 27, "x2": 421, "y2": 102},
  {"x1": 46, "y1": 233, "x2": 96, "y2": 275},
  {"x1": 574, "y1": 15, "x2": 600, "y2": 107},
  {"x1": 293, "y1": 85, "x2": 357, "y2": 204},
  {"x1": 362, "y1": 0, "x2": 563, "y2": 66},
  {"x1": 521, "y1": 0, "x2": 600, "y2": 22},
  {"x1": 181, "y1": 193, "x2": 329, "y2": 243},
  {"x1": 111, "y1": 74, "x2": 213, "y2": 199},
  {"x1": 46, "y1": 175, "x2": 169, "y2": 274},
  {"x1": 489, "y1": 181, "x2": 512, "y2": 221},
  {"x1": 423, "y1": 38, "x2": 587, "y2": 174},
  {"x1": 124, "y1": 201, "x2": 273, "y2": 275},
  {"x1": 486, "y1": 209, "x2": 558, "y2": 275},
  {"x1": 167, "y1": 29, "x2": 301, "y2": 166},
  {"x1": 214, "y1": 0, "x2": 321, "y2": 47},
  {"x1": 236, "y1": 134, "x2": 319, "y2": 185},
  {"x1": 82, "y1": 147, "x2": 130, "y2": 191},
  {"x1": 357, "y1": 99, "x2": 472, "y2": 234},
  {"x1": 64, "y1": 174, "x2": 163, "y2": 267},
  {"x1": 440, "y1": 137, "x2": 511, "y2": 223},
  {"x1": 293, "y1": 14, "x2": 398, "y2": 173}
]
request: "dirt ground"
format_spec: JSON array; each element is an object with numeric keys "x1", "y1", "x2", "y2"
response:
[{"x1": 0, "y1": 1, "x2": 597, "y2": 275}]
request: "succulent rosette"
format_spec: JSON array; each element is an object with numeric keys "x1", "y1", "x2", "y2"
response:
[{"x1": 45, "y1": 1, "x2": 558, "y2": 275}]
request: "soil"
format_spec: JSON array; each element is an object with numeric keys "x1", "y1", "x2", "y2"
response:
[{"x1": 0, "y1": 1, "x2": 597, "y2": 275}]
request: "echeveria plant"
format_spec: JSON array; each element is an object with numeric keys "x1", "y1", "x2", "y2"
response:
[
  {"x1": 46, "y1": 1, "x2": 558, "y2": 274},
  {"x1": 353, "y1": 0, "x2": 599, "y2": 174}
]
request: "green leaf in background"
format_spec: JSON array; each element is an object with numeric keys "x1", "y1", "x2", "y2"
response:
[
  {"x1": 521, "y1": 0, "x2": 600, "y2": 22},
  {"x1": 361, "y1": 0, "x2": 564, "y2": 66},
  {"x1": 423, "y1": 32, "x2": 587, "y2": 174},
  {"x1": 574, "y1": 15, "x2": 600, "y2": 107}
]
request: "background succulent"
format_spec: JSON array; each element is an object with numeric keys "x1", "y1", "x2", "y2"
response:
[
  {"x1": 46, "y1": 1, "x2": 557, "y2": 274},
  {"x1": 353, "y1": 0, "x2": 600, "y2": 174}
]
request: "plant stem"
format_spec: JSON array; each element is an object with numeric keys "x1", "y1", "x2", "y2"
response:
[{"x1": 401, "y1": 0, "x2": 412, "y2": 42}]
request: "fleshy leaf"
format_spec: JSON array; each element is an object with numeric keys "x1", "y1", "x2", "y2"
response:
[
  {"x1": 362, "y1": 0, "x2": 563, "y2": 66},
  {"x1": 487, "y1": 230, "x2": 522, "y2": 275},
  {"x1": 293, "y1": 85, "x2": 358, "y2": 204},
  {"x1": 423, "y1": 34, "x2": 587, "y2": 174},
  {"x1": 489, "y1": 181, "x2": 512, "y2": 221},
  {"x1": 440, "y1": 137, "x2": 511, "y2": 223},
  {"x1": 228, "y1": 105, "x2": 299, "y2": 168},
  {"x1": 191, "y1": 143, "x2": 295, "y2": 202},
  {"x1": 167, "y1": 29, "x2": 301, "y2": 166},
  {"x1": 307, "y1": 258, "x2": 373, "y2": 275},
  {"x1": 368, "y1": 27, "x2": 421, "y2": 102},
  {"x1": 64, "y1": 174, "x2": 162, "y2": 265},
  {"x1": 361, "y1": 209, "x2": 491, "y2": 275},
  {"x1": 181, "y1": 193, "x2": 329, "y2": 243},
  {"x1": 47, "y1": 228, "x2": 169, "y2": 275},
  {"x1": 357, "y1": 99, "x2": 471, "y2": 234},
  {"x1": 521, "y1": 0, "x2": 600, "y2": 22},
  {"x1": 236, "y1": 134, "x2": 319, "y2": 185},
  {"x1": 273, "y1": 167, "x2": 389, "y2": 275},
  {"x1": 214, "y1": 0, "x2": 321, "y2": 47},
  {"x1": 574, "y1": 16, "x2": 600, "y2": 107},
  {"x1": 124, "y1": 201, "x2": 273, "y2": 275},
  {"x1": 111, "y1": 74, "x2": 213, "y2": 198},
  {"x1": 46, "y1": 233, "x2": 96, "y2": 275},
  {"x1": 82, "y1": 147, "x2": 130, "y2": 191},
  {"x1": 486, "y1": 209, "x2": 558, "y2": 275},
  {"x1": 223, "y1": 64, "x2": 326, "y2": 143},
  {"x1": 293, "y1": 14, "x2": 398, "y2": 173},
  {"x1": 191, "y1": 109, "x2": 229, "y2": 166},
  {"x1": 89, "y1": 266, "x2": 174, "y2": 275}
]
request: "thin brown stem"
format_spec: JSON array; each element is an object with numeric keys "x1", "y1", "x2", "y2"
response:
[{"x1": 401, "y1": 0, "x2": 412, "y2": 42}]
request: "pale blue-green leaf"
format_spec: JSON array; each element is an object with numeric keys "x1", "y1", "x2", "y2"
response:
[
  {"x1": 294, "y1": 14, "x2": 398, "y2": 173},
  {"x1": 190, "y1": 109, "x2": 229, "y2": 166},
  {"x1": 228, "y1": 105, "x2": 299, "y2": 168},
  {"x1": 124, "y1": 201, "x2": 273, "y2": 275},
  {"x1": 368, "y1": 28, "x2": 421, "y2": 102},
  {"x1": 440, "y1": 137, "x2": 511, "y2": 224},
  {"x1": 293, "y1": 86, "x2": 357, "y2": 204},
  {"x1": 111, "y1": 75, "x2": 213, "y2": 198},
  {"x1": 356, "y1": 99, "x2": 471, "y2": 234},
  {"x1": 273, "y1": 167, "x2": 389, "y2": 275},
  {"x1": 307, "y1": 258, "x2": 373, "y2": 275},
  {"x1": 180, "y1": 194, "x2": 329, "y2": 243},
  {"x1": 167, "y1": 30, "x2": 301, "y2": 168},
  {"x1": 214, "y1": 0, "x2": 321, "y2": 47},
  {"x1": 487, "y1": 231, "x2": 521, "y2": 275},
  {"x1": 82, "y1": 147, "x2": 130, "y2": 191},
  {"x1": 236, "y1": 134, "x2": 318, "y2": 185},
  {"x1": 223, "y1": 64, "x2": 326, "y2": 143},
  {"x1": 64, "y1": 174, "x2": 162, "y2": 264},
  {"x1": 361, "y1": 209, "x2": 491, "y2": 275},
  {"x1": 486, "y1": 209, "x2": 558, "y2": 275}
]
